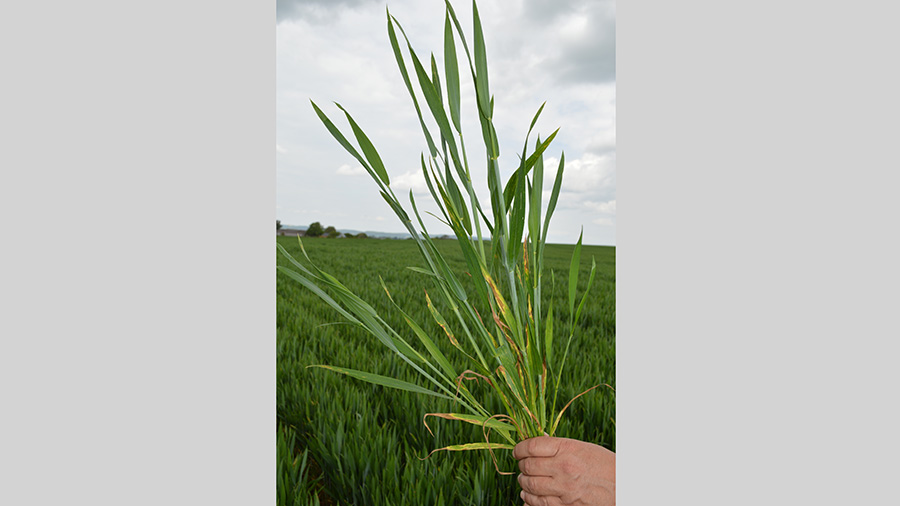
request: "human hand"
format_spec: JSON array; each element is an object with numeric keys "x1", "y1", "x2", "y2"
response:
[{"x1": 513, "y1": 436, "x2": 615, "y2": 506}]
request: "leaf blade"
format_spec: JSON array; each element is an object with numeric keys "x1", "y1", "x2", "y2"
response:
[
  {"x1": 309, "y1": 365, "x2": 454, "y2": 400},
  {"x1": 334, "y1": 103, "x2": 390, "y2": 186},
  {"x1": 444, "y1": 10, "x2": 461, "y2": 133},
  {"x1": 567, "y1": 229, "x2": 584, "y2": 328}
]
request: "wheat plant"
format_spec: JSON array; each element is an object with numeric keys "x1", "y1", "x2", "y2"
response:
[{"x1": 278, "y1": 0, "x2": 607, "y2": 473}]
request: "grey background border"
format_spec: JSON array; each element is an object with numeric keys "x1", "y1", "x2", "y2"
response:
[
  {"x1": 619, "y1": 0, "x2": 899, "y2": 504},
  {"x1": 1, "y1": 1, "x2": 274, "y2": 504},
  {"x1": 2, "y1": 0, "x2": 899, "y2": 504}
]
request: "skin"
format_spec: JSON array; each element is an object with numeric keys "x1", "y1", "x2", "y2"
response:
[{"x1": 512, "y1": 436, "x2": 616, "y2": 506}]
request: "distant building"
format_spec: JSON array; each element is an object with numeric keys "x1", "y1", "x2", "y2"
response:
[{"x1": 278, "y1": 228, "x2": 305, "y2": 237}]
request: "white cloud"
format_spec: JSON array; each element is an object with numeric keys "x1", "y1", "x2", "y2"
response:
[
  {"x1": 537, "y1": 153, "x2": 616, "y2": 234},
  {"x1": 544, "y1": 152, "x2": 615, "y2": 195},
  {"x1": 389, "y1": 170, "x2": 429, "y2": 195},
  {"x1": 277, "y1": 0, "x2": 382, "y2": 23},
  {"x1": 276, "y1": 144, "x2": 287, "y2": 153},
  {"x1": 336, "y1": 164, "x2": 366, "y2": 176},
  {"x1": 586, "y1": 130, "x2": 616, "y2": 155},
  {"x1": 584, "y1": 199, "x2": 616, "y2": 214}
]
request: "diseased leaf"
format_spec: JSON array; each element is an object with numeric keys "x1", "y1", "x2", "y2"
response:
[
  {"x1": 549, "y1": 383, "x2": 605, "y2": 435},
  {"x1": 380, "y1": 277, "x2": 460, "y2": 388},
  {"x1": 423, "y1": 412, "x2": 515, "y2": 435},
  {"x1": 423, "y1": 442, "x2": 513, "y2": 457}
]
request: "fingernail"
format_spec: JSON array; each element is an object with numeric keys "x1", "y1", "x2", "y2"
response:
[{"x1": 520, "y1": 490, "x2": 526, "y2": 500}]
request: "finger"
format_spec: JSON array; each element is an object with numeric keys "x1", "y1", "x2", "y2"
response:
[
  {"x1": 518, "y1": 473, "x2": 565, "y2": 497},
  {"x1": 517, "y1": 456, "x2": 556, "y2": 477},
  {"x1": 513, "y1": 436, "x2": 562, "y2": 460},
  {"x1": 520, "y1": 490, "x2": 563, "y2": 506}
]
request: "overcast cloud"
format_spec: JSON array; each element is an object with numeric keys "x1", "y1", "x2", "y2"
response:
[
  {"x1": 277, "y1": 0, "x2": 615, "y2": 245},
  {"x1": 277, "y1": 0, "x2": 383, "y2": 23}
]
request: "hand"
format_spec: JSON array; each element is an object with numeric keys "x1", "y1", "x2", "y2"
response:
[{"x1": 513, "y1": 436, "x2": 615, "y2": 506}]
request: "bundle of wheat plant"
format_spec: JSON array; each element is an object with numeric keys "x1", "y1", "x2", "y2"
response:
[{"x1": 278, "y1": 0, "x2": 608, "y2": 473}]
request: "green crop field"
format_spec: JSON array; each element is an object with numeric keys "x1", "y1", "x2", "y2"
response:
[{"x1": 277, "y1": 236, "x2": 615, "y2": 505}]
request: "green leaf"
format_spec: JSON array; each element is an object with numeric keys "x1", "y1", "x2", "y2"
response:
[
  {"x1": 478, "y1": 104, "x2": 500, "y2": 160},
  {"x1": 334, "y1": 103, "x2": 390, "y2": 186},
  {"x1": 544, "y1": 299, "x2": 554, "y2": 366},
  {"x1": 444, "y1": 11, "x2": 461, "y2": 133},
  {"x1": 542, "y1": 153, "x2": 565, "y2": 250},
  {"x1": 444, "y1": 163, "x2": 472, "y2": 236},
  {"x1": 472, "y1": 0, "x2": 491, "y2": 118},
  {"x1": 529, "y1": 135, "x2": 545, "y2": 248},
  {"x1": 486, "y1": 157, "x2": 506, "y2": 244},
  {"x1": 503, "y1": 129, "x2": 559, "y2": 211},
  {"x1": 277, "y1": 265, "x2": 360, "y2": 326},
  {"x1": 568, "y1": 229, "x2": 583, "y2": 328},
  {"x1": 406, "y1": 39, "x2": 464, "y2": 177},
  {"x1": 380, "y1": 190, "x2": 410, "y2": 223},
  {"x1": 380, "y1": 277, "x2": 459, "y2": 386},
  {"x1": 309, "y1": 365, "x2": 454, "y2": 400},
  {"x1": 444, "y1": 1, "x2": 473, "y2": 74},
  {"x1": 285, "y1": 241, "x2": 464, "y2": 400},
  {"x1": 528, "y1": 102, "x2": 546, "y2": 133},
  {"x1": 507, "y1": 154, "x2": 527, "y2": 267},
  {"x1": 421, "y1": 155, "x2": 451, "y2": 225},
  {"x1": 310, "y1": 100, "x2": 379, "y2": 188},
  {"x1": 387, "y1": 10, "x2": 438, "y2": 158},
  {"x1": 413, "y1": 172, "x2": 469, "y2": 303},
  {"x1": 430, "y1": 53, "x2": 442, "y2": 103},
  {"x1": 574, "y1": 256, "x2": 598, "y2": 324},
  {"x1": 406, "y1": 266, "x2": 440, "y2": 278},
  {"x1": 516, "y1": 104, "x2": 546, "y2": 183},
  {"x1": 452, "y1": 227, "x2": 492, "y2": 312}
]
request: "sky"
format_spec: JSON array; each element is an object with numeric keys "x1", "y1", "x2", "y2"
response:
[{"x1": 276, "y1": 0, "x2": 615, "y2": 246}]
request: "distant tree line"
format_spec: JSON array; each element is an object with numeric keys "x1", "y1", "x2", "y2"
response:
[{"x1": 304, "y1": 221, "x2": 367, "y2": 239}]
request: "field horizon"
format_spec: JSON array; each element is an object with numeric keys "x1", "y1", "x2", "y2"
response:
[{"x1": 277, "y1": 224, "x2": 616, "y2": 246}]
